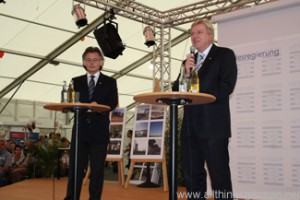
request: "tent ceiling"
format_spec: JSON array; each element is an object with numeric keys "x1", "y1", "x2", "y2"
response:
[{"x1": 0, "y1": 0, "x2": 276, "y2": 110}]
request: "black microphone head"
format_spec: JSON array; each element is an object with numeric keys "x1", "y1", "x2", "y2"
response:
[{"x1": 190, "y1": 46, "x2": 195, "y2": 54}]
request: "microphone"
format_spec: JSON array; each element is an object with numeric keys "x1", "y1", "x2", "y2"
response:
[
  {"x1": 188, "y1": 46, "x2": 196, "y2": 77},
  {"x1": 190, "y1": 46, "x2": 195, "y2": 54}
]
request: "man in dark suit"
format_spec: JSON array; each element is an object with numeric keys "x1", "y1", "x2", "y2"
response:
[
  {"x1": 173, "y1": 19, "x2": 237, "y2": 199},
  {"x1": 65, "y1": 47, "x2": 118, "y2": 200}
]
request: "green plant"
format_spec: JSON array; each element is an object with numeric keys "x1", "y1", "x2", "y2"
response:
[
  {"x1": 164, "y1": 109, "x2": 184, "y2": 186},
  {"x1": 27, "y1": 143, "x2": 60, "y2": 178}
]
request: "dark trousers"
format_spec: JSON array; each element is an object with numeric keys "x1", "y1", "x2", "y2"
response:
[
  {"x1": 181, "y1": 135, "x2": 233, "y2": 200},
  {"x1": 65, "y1": 140, "x2": 107, "y2": 200}
]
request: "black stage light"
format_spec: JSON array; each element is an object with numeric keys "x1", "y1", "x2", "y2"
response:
[{"x1": 93, "y1": 21, "x2": 125, "y2": 59}]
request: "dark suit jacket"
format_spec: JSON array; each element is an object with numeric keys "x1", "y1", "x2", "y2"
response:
[
  {"x1": 173, "y1": 44, "x2": 237, "y2": 139},
  {"x1": 72, "y1": 72, "x2": 118, "y2": 145}
]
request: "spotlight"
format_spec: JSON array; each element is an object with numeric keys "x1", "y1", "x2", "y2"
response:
[
  {"x1": 94, "y1": 21, "x2": 125, "y2": 59},
  {"x1": 143, "y1": 26, "x2": 155, "y2": 47},
  {"x1": 72, "y1": 4, "x2": 88, "y2": 28}
]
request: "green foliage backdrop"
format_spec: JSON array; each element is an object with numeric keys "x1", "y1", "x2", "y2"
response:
[{"x1": 164, "y1": 109, "x2": 184, "y2": 186}]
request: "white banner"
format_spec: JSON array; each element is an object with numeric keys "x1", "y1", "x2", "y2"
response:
[{"x1": 213, "y1": 1, "x2": 300, "y2": 199}]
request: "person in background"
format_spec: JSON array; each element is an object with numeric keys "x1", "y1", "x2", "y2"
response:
[
  {"x1": 47, "y1": 132, "x2": 56, "y2": 147},
  {"x1": 123, "y1": 129, "x2": 133, "y2": 169},
  {"x1": 172, "y1": 19, "x2": 237, "y2": 199},
  {"x1": 0, "y1": 139, "x2": 12, "y2": 187},
  {"x1": 6, "y1": 141, "x2": 16, "y2": 154},
  {"x1": 64, "y1": 46, "x2": 118, "y2": 200},
  {"x1": 60, "y1": 137, "x2": 70, "y2": 176},
  {"x1": 55, "y1": 132, "x2": 62, "y2": 146},
  {"x1": 37, "y1": 135, "x2": 47, "y2": 150},
  {"x1": 10, "y1": 144, "x2": 28, "y2": 183}
]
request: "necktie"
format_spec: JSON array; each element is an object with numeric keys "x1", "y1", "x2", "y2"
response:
[
  {"x1": 196, "y1": 53, "x2": 204, "y2": 71},
  {"x1": 88, "y1": 75, "x2": 95, "y2": 99}
]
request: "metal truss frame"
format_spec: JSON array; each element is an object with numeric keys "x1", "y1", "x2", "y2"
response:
[{"x1": 76, "y1": 0, "x2": 277, "y2": 92}]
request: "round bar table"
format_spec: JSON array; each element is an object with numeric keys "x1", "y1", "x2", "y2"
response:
[
  {"x1": 134, "y1": 92, "x2": 216, "y2": 200},
  {"x1": 44, "y1": 102, "x2": 110, "y2": 200}
]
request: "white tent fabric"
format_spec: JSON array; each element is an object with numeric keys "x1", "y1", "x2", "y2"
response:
[{"x1": 0, "y1": 0, "x2": 275, "y2": 108}]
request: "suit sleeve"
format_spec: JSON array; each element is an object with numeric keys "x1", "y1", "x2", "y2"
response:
[
  {"x1": 205, "y1": 48, "x2": 237, "y2": 101},
  {"x1": 102, "y1": 78, "x2": 118, "y2": 111}
]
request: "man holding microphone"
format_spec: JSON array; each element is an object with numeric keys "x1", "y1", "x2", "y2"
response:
[{"x1": 173, "y1": 19, "x2": 238, "y2": 200}]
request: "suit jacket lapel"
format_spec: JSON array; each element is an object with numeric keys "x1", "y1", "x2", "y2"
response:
[
  {"x1": 199, "y1": 44, "x2": 218, "y2": 75},
  {"x1": 92, "y1": 73, "x2": 105, "y2": 98},
  {"x1": 81, "y1": 75, "x2": 89, "y2": 99}
]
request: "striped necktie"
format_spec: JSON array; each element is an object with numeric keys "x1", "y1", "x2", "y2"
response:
[
  {"x1": 88, "y1": 75, "x2": 95, "y2": 100},
  {"x1": 196, "y1": 53, "x2": 204, "y2": 71}
]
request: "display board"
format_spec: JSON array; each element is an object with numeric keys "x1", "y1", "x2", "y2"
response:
[
  {"x1": 212, "y1": 1, "x2": 300, "y2": 199},
  {"x1": 129, "y1": 162, "x2": 160, "y2": 185},
  {"x1": 107, "y1": 107, "x2": 126, "y2": 159},
  {"x1": 130, "y1": 104, "x2": 167, "y2": 160},
  {"x1": 124, "y1": 104, "x2": 168, "y2": 190}
]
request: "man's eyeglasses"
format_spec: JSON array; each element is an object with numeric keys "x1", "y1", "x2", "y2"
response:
[{"x1": 84, "y1": 58, "x2": 102, "y2": 62}]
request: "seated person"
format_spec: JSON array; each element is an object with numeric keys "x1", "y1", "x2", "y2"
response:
[
  {"x1": 6, "y1": 141, "x2": 16, "y2": 154},
  {"x1": 0, "y1": 139, "x2": 12, "y2": 187},
  {"x1": 10, "y1": 144, "x2": 28, "y2": 183},
  {"x1": 60, "y1": 137, "x2": 70, "y2": 176}
]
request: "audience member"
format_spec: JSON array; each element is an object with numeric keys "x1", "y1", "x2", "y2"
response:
[
  {"x1": 60, "y1": 137, "x2": 70, "y2": 176},
  {"x1": 0, "y1": 139, "x2": 12, "y2": 187},
  {"x1": 56, "y1": 132, "x2": 62, "y2": 146},
  {"x1": 37, "y1": 135, "x2": 47, "y2": 150},
  {"x1": 47, "y1": 132, "x2": 56, "y2": 146},
  {"x1": 6, "y1": 141, "x2": 16, "y2": 154},
  {"x1": 10, "y1": 144, "x2": 28, "y2": 183}
]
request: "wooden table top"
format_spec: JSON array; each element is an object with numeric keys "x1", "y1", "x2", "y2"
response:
[
  {"x1": 134, "y1": 92, "x2": 216, "y2": 105},
  {"x1": 43, "y1": 102, "x2": 110, "y2": 112}
]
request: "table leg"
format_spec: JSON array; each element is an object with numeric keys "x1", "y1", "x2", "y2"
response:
[
  {"x1": 169, "y1": 103, "x2": 178, "y2": 200},
  {"x1": 73, "y1": 108, "x2": 80, "y2": 200}
]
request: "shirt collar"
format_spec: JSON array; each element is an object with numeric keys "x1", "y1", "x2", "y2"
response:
[
  {"x1": 87, "y1": 71, "x2": 100, "y2": 83},
  {"x1": 87, "y1": 71, "x2": 100, "y2": 79},
  {"x1": 199, "y1": 43, "x2": 213, "y2": 61}
]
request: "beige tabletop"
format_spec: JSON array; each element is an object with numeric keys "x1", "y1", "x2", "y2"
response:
[
  {"x1": 134, "y1": 92, "x2": 216, "y2": 105},
  {"x1": 43, "y1": 102, "x2": 110, "y2": 112}
]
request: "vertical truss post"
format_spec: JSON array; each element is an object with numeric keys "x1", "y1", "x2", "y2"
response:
[{"x1": 153, "y1": 25, "x2": 171, "y2": 92}]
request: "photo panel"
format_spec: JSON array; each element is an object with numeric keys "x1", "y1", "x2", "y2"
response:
[
  {"x1": 107, "y1": 140, "x2": 122, "y2": 155},
  {"x1": 150, "y1": 105, "x2": 166, "y2": 120},
  {"x1": 133, "y1": 138, "x2": 147, "y2": 155},
  {"x1": 129, "y1": 162, "x2": 160, "y2": 185},
  {"x1": 136, "y1": 105, "x2": 150, "y2": 121},
  {"x1": 149, "y1": 121, "x2": 163, "y2": 137},
  {"x1": 107, "y1": 107, "x2": 126, "y2": 159},
  {"x1": 110, "y1": 108, "x2": 125, "y2": 123},
  {"x1": 134, "y1": 121, "x2": 148, "y2": 138},
  {"x1": 109, "y1": 124, "x2": 123, "y2": 138},
  {"x1": 147, "y1": 139, "x2": 162, "y2": 155},
  {"x1": 131, "y1": 104, "x2": 166, "y2": 159}
]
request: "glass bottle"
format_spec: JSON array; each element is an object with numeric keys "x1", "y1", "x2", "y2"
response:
[
  {"x1": 67, "y1": 80, "x2": 75, "y2": 103},
  {"x1": 61, "y1": 81, "x2": 68, "y2": 102},
  {"x1": 190, "y1": 67, "x2": 199, "y2": 93},
  {"x1": 179, "y1": 63, "x2": 187, "y2": 92}
]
